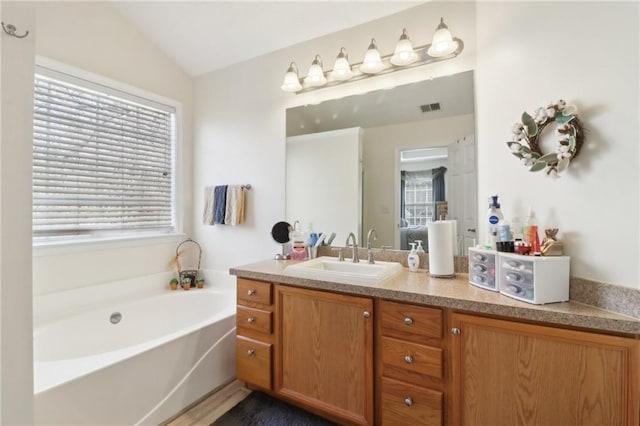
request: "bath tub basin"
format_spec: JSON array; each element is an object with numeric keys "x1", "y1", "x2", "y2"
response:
[{"x1": 33, "y1": 271, "x2": 237, "y2": 425}]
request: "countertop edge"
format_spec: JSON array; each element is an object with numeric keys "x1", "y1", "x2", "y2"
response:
[{"x1": 229, "y1": 264, "x2": 640, "y2": 336}]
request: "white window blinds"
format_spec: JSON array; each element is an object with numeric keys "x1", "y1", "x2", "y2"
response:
[{"x1": 33, "y1": 69, "x2": 176, "y2": 236}]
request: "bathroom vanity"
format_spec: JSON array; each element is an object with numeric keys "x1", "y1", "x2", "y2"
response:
[{"x1": 231, "y1": 259, "x2": 640, "y2": 426}]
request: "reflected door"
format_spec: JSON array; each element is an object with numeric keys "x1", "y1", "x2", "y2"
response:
[{"x1": 448, "y1": 135, "x2": 476, "y2": 254}]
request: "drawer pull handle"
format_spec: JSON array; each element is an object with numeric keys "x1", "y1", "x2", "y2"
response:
[
  {"x1": 247, "y1": 289, "x2": 256, "y2": 296},
  {"x1": 247, "y1": 349, "x2": 255, "y2": 356},
  {"x1": 404, "y1": 355, "x2": 413, "y2": 364},
  {"x1": 247, "y1": 317, "x2": 256, "y2": 324},
  {"x1": 404, "y1": 317, "x2": 413, "y2": 325},
  {"x1": 363, "y1": 311, "x2": 371, "y2": 319},
  {"x1": 451, "y1": 327, "x2": 461, "y2": 335},
  {"x1": 404, "y1": 397, "x2": 414, "y2": 407}
]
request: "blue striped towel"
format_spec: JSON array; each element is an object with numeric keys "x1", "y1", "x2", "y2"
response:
[{"x1": 213, "y1": 185, "x2": 228, "y2": 224}]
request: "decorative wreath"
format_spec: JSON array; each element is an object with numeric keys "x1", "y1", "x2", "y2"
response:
[{"x1": 507, "y1": 100, "x2": 585, "y2": 176}]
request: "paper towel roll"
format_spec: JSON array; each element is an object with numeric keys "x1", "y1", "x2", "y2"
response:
[
  {"x1": 427, "y1": 221, "x2": 455, "y2": 277},
  {"x1": 442, "y1": 220, "x2": 458, "y2": 256}
]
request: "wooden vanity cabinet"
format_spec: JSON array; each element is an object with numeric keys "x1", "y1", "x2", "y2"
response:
[
  {"x1": 275, "y1": 285, "x2": 375, "y2": 425},
  {"x1": 377, "y1": 300, "x2": 445, "y2": 426},
  {"x1": 450, "y1": 313, "x2": 640, "y2": 425},
  {"x1": 235, "y1": 278, "x2": 274, "y2": 390}
]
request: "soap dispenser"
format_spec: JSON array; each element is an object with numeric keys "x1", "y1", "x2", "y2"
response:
[{"x1": 407, "y1": 243, "x2": 419, "y2": 272}]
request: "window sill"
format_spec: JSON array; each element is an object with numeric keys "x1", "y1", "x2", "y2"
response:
[{"x1": 33, "y1": 232, "x2": 188, "y2": 257}]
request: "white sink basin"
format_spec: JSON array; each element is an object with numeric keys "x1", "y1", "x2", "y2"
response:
[{"x1": 283, "y1": 256, "x2": 403, "y2": 284}]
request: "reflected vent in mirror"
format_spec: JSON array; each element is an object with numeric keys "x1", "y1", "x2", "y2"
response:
[{"x1": 420, "y1": 102, "x2": 441, "y2": 113}]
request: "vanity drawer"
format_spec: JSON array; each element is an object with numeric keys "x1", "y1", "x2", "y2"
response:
[
  {"x1": 236, "y1": 336, "x2": 272, "y2": 390},
  {"x1": 237, "y1": 306, "x2": 273, "y2": 335},
  {"x1": 380, "y1": 300, "x2": 442, "y2": 343},
  {"x1": 381, "y1": 336, "x2": 443, "y2": 380},
  {"x1": 380, "y1": 376, "x2": 443, "y2": 426},
  {"x1": 237, "y1": 278, "x2": 272, "y2": 306}
]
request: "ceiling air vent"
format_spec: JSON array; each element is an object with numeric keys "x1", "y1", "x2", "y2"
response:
[{"x1": 420, "y1": 102, "x2": 441, "y2": 113}]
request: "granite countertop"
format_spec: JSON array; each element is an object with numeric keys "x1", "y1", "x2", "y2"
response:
[{"x1": 230, "y1": 259, "x2": 640, "y2": 336}]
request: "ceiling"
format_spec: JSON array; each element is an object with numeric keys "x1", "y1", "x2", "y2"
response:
[{"x1": 112, "y1": 1, "x2": 423, "y2": 77}]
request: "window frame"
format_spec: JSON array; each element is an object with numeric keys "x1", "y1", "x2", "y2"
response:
[{"x1": 32, "y1": 57, "x2": 184, "y2": 252}]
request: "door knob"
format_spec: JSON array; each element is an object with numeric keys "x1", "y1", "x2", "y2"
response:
[
  {"x1": 247, "y1": 289, "x2": 256, "y2": 296},
  {"x1": 247, "y1": 317, "x2": 256, "y2": 324},
  {"x1": 404, "y1": 317, "x2": 413, "y2": 325},
  {"x1": 451, "y1": 327, "x2": 461, "y2": 335},
  {"x1": 404, "y1": 397, "x2": 414, "y2": 407},
  {"x1": 247, "y1": 349, "x2": 255, "y2": 356},
  {"x1": 363, "y1": 311, "x2": 371, "y2": 319},
  {"x1": 404, "y1": 355, "x2": 414, "y2": 364}
]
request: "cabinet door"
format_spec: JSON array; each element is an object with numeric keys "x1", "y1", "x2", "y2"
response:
[
  {"x1": 451, "y1": 313, "x2": 640, "y2": 426},
  {"x1": 275, "y1": 285, "x2": 374, "y2": 425}
]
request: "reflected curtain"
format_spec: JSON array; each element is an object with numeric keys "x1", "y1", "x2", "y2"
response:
[
  {"x1": 432, "y1": 167, "x2": 447, "y2": 208},
  {"x1": 400, "y1": 171, "x2": 406, "y2": 226}
]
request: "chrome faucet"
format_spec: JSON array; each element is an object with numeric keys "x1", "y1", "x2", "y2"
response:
[
  {"x1": 366, "y1": 228, "x2": 378, "y2": 264},
  {"x1": 345, "y1": 232, "x2": 359, "y2": 263}
]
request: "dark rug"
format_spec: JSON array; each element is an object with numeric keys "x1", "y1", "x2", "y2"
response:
[{"x1": 212, "y1": 391, "x2": 337, "y2": 426}]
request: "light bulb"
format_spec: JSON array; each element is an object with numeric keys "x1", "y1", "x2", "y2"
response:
[
  {"x1": 390, "y1": 29, "x2": 418, "y2": 66},
  {"x1": 280, "y1": 62, "x2": 302, "y2": 92},
  {"x1": 359, "y1": 38, "x2": 384, "y2": 74},
  {"x1": 304, "y1": 55, "x2": 327, "y2": 87},
  {"x1": 427, "y1": 18, "x2": 458, "y2": 58},
  {"x1": 330, "y1": 47, "x2": 353, "y2": 81}
]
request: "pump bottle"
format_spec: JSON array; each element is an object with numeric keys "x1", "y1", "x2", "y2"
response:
[
  {"x1": 485, "y1": 195, "x2": 503, "y2": 249},
  {"x1": 407, "y1": 243, "x2": 419, "y2": 272}
]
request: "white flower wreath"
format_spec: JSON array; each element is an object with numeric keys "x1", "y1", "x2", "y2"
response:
[{"x1": 507, "y1": 100, "x2": 585, "y2": 176}]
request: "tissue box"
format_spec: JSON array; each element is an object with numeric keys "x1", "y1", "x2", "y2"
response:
[
  {"x1": 498, "y1": 253, "x2": 570, "y2": 304},
  {"x1": 468, "y1": 248, "x2": 498, "y2": 292}
]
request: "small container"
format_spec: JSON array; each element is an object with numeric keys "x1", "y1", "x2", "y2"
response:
[
  {"x1": 514, "y1": 240, "x2": 530, "y2": 255},
  {"x1": 468, "y1": 247, "x2": 498, "y2": 291},
  {"x1": 498, "y1": 253, "x2": 570, "y2": 304},
  {"x1": 196, "y1": 277, "x2": 205, "y2": 288}
]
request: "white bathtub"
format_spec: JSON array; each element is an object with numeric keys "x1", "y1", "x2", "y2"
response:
[{"x1": 33, "y1": 270, "x2": 237, "y2": 425}]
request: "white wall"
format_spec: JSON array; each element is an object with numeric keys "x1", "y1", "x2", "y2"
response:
[
  {"x1": 476, "y1": 2, "x2": 639, "y2": 287},
  {"x1": 32, "y1": 1, "x2": 194, "y2": 295},
  {"x1": 193, "y1": 1, "x2": 477, "y2": 271},
  {"x1": 1, "y1": 2, "x2": 35, "y2": 422}
]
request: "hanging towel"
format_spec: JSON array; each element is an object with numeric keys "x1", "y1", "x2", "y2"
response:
[
  {"x1": 213, "y1": 185, "x2": 227, "y2": 224},
  {"x1": 225, "y1": 185, "x2": 246, "y2": 225},
  {"x1": 202, "y1": 186, "x2": 215, "y2": 225}
]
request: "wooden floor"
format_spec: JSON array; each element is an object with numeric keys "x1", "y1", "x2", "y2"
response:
[{"x1": 163, "y1": 380, "x2": 251, "y2": 426}]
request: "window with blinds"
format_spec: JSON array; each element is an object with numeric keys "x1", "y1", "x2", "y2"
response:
[{"x1": 33, "y1": 68, "x2": 176, "y2": 238}]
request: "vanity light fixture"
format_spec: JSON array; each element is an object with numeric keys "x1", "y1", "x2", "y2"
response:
[
  {"x1": 359, "y1": 38, "x2": 385, "y2": 74},
  {"x1": 281, "y1": 17, "x2": 464, "y2": 94},
  {"x1": 304, "y1": 55, "x2": 327, "y2": 87},
  {"x1": 280, "y1": 62, "x2": 302, "y2": 92},
  {"x1": 330, "y1": 47, "x2": 353, "y2": 81},
  {"x1": 390, "y1": 29, "x2": 418, "y2": 66}
]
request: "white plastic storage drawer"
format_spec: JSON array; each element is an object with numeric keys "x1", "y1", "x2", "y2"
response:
[
  {"x1": 468, "y1": 248, "x2": 498, "y2": 291},
  {"x1": 498, "y1": 253, "x2": 570, "y2": 304}
]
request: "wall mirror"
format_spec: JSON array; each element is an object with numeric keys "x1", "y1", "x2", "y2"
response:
[{"x1": 286, "y1": 70, "x2": 477, "y2": 252}]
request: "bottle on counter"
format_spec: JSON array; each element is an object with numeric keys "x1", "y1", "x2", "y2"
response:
[
  {"x1": 485, "y1": 195, "x2": 503, "y2": 249},
  {"x1": 407, "y1": 243, "x2": 419, "y2": 272},
  {"x1": 289, "y1": 220, "x2": 309, "y2": 261}
]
